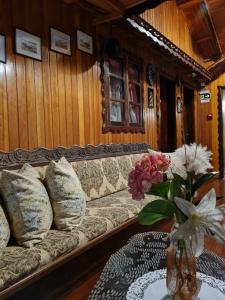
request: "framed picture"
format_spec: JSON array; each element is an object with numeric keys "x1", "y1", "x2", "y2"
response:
[
  {"x1": 50, "y1": 28, "x2": 71, "y2": 56},
  {"x1": 148, "y1": 87, "x2": 154, "y2": 108},
  {"x1": 146, "y1": 64, "x2": 154, "y2": 86},
  {"x1": 0, "y1": 34, "x2": 6, "y2": 63},
  {"x1": 77, "y1": 29, "x2": 93, "y2": 55},
  {"x1": 15, "y1": 28, "x2": 42, "y2": 61},
  {"x1": 177, "y1": 96, "x2": 182, "y2": 113}
]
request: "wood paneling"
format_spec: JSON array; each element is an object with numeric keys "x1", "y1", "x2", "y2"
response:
[
  {"x1": 195, "y1": 74, "x2": 225, "y2": 171},
  {"x1": 141, "y1": 0, "x2": 203, "y2": 65},
  {"x1": 0, "y1": 0, "x2": 204, "y2": 153},
  {"x1": 0, "y1": 0, "x2": 158, "y2": 151}
]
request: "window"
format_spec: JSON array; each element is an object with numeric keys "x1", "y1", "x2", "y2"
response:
[{"x1": 102, "y1": 53, "x2": 144, "y2": 132}]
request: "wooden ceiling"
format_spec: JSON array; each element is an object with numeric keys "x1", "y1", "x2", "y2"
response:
[
  {"x1": 177, "y1": 0, "x2": 225, "y2": 63},
  {"x1": 63, "y1": 0, "x2": 167, "y2": 24},
  {"x1": 64, "y1": 0, "x2": 225, "y2": 77}
]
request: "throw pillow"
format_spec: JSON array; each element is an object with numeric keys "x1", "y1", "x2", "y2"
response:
[
  {"x1": 0, "y1": 164, "x2": 53, "y2": 247},
  {"x1": 45, "y1": 157, "x2": 86, "y2": 230},
  {"x1": 0, "y1": 204, "x2": 10, "y2": 254}
]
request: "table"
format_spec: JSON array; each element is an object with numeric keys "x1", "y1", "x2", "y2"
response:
[{"x1": 88, "y1": 232, "x2": 225, "y2": 300}]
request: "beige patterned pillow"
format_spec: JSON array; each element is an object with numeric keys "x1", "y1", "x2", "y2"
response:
[
  {"x1": 0, "y1": 205, "x2": 10, "y2": 253},
  {"x1": 45, "y1": 157, "x2": 86, "y2": 230},
  {"x1": 0, "y1": 164, "x2": 53, "y2": 247}
]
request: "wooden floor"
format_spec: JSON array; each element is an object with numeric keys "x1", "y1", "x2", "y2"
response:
[{"x1": 62, "y1": 178, "x2": 225, "y2": 300}]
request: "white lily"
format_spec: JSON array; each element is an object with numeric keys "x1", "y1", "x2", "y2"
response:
[{"x1": 172, "y1": 189, "x2": 225, "y2": 256}]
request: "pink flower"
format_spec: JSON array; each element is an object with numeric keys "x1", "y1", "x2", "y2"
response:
[{"x1": 128, "y1": 154, "x2": 170, "y2": 200}]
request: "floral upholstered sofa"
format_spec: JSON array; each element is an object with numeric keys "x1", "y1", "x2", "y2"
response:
[{"x1": 0, "y1": 143, "x2": 159, "y2": 299}]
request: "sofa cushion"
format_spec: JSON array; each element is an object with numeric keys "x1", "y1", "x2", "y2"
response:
[
  {"x1": 0, "y1": 246, "x2": 50, "y2": 291},
  {"x1": 87, "y1": 189, "x2": 158, "y2": 217},
  {"x1": 35, "y1": 216, "x2": 114, "y2": 259},
  {"x1": 45, "y1": 157, "x2": 86, "y2": 230},
  {"x1": 35, "y1": 230, "x2": 83, "y2": 259},
  {"x1": 0, "y1": 205, "x2": 10, "y2": 255},
  {"x1": 76, "y1": 216, "x2": 113, "y2": 241},
  {"x1": 0, "y1": 164, "x2": 53, "y2": 247},
  {"x1": 115, "y1": 155, "x2": 133, "y2": 189},
  {"x1": 71, "y1": 160, "x2": 109, "y2": 201},
  {"x1": 130, "y1": 153, "x2": 143, "y2": 166}
]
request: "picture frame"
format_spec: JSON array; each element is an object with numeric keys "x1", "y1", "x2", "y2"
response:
[
  {"x1": 146, "y1": 64, "x2": 154, "y2": 86},
  {"x1": 15, "y1": 28, "x2": 42, "y2": 61},
  {"x1": 0, "y1": 34, "x2": 6, "y2": 63},
  {"x1": 77, "y1": 29, "x2": 93, "y2": 55},
  {"x1": 177, "y1": 96, "x2": 182, "y2": 113},
  {"x1": 148, "y1": 87, "x2": 154, "y2": 108},
  {"x1": 50, "y1": 27, "x2": 71, "y2": 56}
]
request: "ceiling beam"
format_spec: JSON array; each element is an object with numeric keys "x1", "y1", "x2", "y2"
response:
[
  {"x1": 86, "y1": 0, "x2": 124, "y2": 14},
  {"x1": 176, "y1": 0, "x2": 201, "y2": 8},
  {"x1": 94, "y1": 13, "x2": 122, "y2": 25},
  {"x1": 123, "y1": 0, "x2": 171, "y2": 18},
  {"x1": 200, "y1": 0, "x2": 222, "y2": 60},
  {"x1": 208, "y1": 56, "x2": 225, "y2": 79}
]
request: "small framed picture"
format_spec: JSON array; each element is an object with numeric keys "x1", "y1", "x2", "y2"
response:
[
  {"x1": 50, "y1": 28, "x2": 71, "y2": 56},
  {"x1": 177, "y1": 96, "x2": 182, "y2": 113},
  {"x1": 146, "y1": 64, "x2": 154, "y2": 86},
  {"x1": 15, "y1": 28, "x2": 42, "y2": 61},
  {"x1": 148, "y1": 87, "x2": 154, "y2": 108},
  {"x1": 77, "y1": 29, "x2": 93, "y2": 55},
  {"x1": 0, "y1": 34, "x2": 6, "y2": 63}
]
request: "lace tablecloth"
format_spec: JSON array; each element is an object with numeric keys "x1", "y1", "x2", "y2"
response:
[{"x1": 88, "y1": 232, "x2": 225, "y2": 300}]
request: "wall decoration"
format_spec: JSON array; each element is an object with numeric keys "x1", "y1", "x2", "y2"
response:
[
  {"x1": 77, "y1": 29, "x2": 93, "y2": 55},
  {"x1": 146, "y1": 64, "x2": 154, "y2": 86},
  {"x1": 148, "y1": 87, "x2": 154, "y2": 108},
  {"x1": 177, "y1": 96, "x2": 182, "y2": 113},
  {"x1": 15, "y1": 28, "x2": 42, "y2": 61},
  {"x1": 0, "y1": 34, "x2": 6, "y2": 63},
  {"x1": 50, "y1": 28, "x2": 71, "y2": 56}
]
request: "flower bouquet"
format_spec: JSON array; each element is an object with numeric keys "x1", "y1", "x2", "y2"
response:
[{"x1": 128, "y1": 144, "x2": 225, "y2": 300}]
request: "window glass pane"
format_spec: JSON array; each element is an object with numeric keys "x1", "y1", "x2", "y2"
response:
[
  {"x1": 128, "y1": 62, "x2": 140, "y2": 82},
  {"x1": 129, "y1": 104, "x2": 140, "y2": 124},
  {"x1": 110, "y1": 101, "x2": 124, "y2": 122},
  {"x1": 129, "y1": 83, "x2": 140, "y2": 103},
  {"x1": 110, "y1": 77, "x2": 124, "y2": 99},
  {"x1": 109, "y1": 58, "x2": 123, "y2": 77}
]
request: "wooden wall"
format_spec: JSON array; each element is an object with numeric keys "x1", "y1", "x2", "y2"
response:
[
  {"x1": 0, "y1": 0, "x2": 205, "y2": 154},
  {"x1": 0, "y1": 0, "x2": 161, "y2": 152},
  {"x1": 195, "y1": 74, "x2": 225, "y2": 170},
  {"x1": 141, "y1": 1, "x2": 203, "y2": 66}
]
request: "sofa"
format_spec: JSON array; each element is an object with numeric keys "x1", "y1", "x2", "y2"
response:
[{"x1": 0, "y1": 143, "x2": 164, "y2": 300}]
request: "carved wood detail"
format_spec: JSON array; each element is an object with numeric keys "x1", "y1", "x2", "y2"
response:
[
  {"x1": 0, "y1": 143, "x2": 150, "y2": 170},
  {"x1": 125, "y1": 16, "x2": 212, "y2": 83}
]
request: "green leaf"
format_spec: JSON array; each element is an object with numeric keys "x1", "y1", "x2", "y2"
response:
[
  {"x1": 138, "y1": 200, "x2": 175, "y2": 225},
  {"x1": 170, "y1": 173, "x2": 186, "y2": 199},
  {"x1": 147, "y1": 181, "x2": 170, "y2": 199},
  {"x1": 191, "y1": 173, "x2": 216, "y2": 196}
]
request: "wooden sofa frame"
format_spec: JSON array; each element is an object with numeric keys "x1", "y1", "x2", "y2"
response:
[{"x1": 0, "y1": 142, "x2": 169, "y2": 300}]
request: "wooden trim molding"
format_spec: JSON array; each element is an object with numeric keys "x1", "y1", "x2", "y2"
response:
[
  {"x1": 0, "y1": 143, "x2": 150, "y2": 170},
  {"x1": 125, "y1": 16, "x2": 212, "y2": 83},
  {"x1": 208, "y1": 57, "x2": 225, "y2": 80}
]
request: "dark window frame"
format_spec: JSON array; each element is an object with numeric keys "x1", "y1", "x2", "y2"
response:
[{"x1": 101, "y1": 51, "x2": 144, "y2": 133}]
